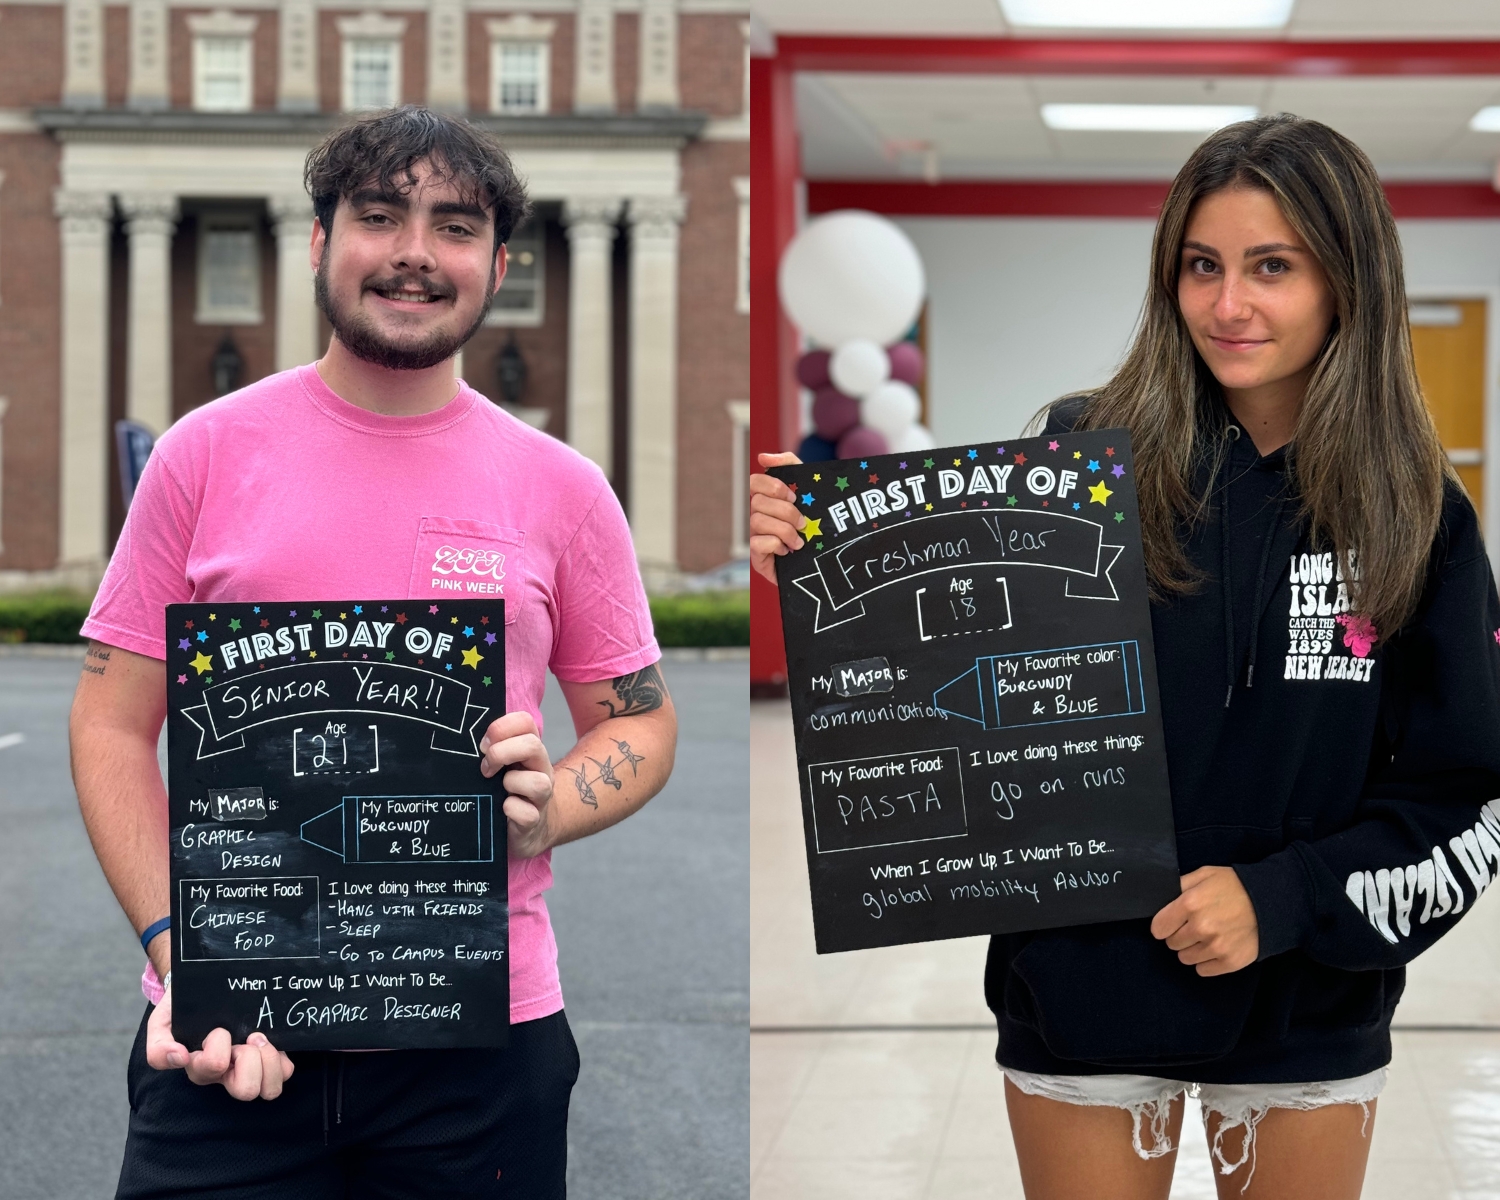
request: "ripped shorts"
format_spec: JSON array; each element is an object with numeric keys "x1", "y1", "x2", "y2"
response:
[{"x1": 1002, "y1": 1065, "x2": 1386, "y2": 1191}]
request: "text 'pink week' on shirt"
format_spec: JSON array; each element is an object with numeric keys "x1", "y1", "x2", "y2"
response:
[{"x1": 84, "y1": 363, "x2": 661, "y2": 1024}]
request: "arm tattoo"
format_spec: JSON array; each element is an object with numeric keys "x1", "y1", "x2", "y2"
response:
[
  {"x1": 82, "y1": 646, "x2": 111, "y2": 677},
  {"x1": 564, "y1": 764, "x2": 599, "y2": 809},
  {"x1": 614, "y1": 740, "x2": 645, "y2": 776},
  {"x1": 565, "y1": 742, "x2": 648, "y2": 808},
  {"x1": 597, "y1": 664, "x2": 666, "y2": 718}
]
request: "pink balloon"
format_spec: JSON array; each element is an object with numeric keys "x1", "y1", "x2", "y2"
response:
[
  {"x1": 886, "y1": 341, "x2": 925, "y2": 386},
  {"x1": 796, "y1": 349, "x2": 832, "y2": 390},
  {"x1": 812, "y1": 387, "x2": 861, "y2": 441},
  {"x1": 836, "y1": 425, "x2": 889, "y2": 460}
]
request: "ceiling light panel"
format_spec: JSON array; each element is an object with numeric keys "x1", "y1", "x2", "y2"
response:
[
  {"x1": 1000, "y1": 0, "x2": 1294, "y2": 28},
  {"x1": 1471, "y1": 106, "x2": 1500, "y2": 131},
  {"x1": 1041, "y1": 103, "x2": 1259, "y2": 131}
]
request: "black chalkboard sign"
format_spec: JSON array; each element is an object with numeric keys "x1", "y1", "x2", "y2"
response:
[
  {"x1": 165, "y1": 599, "x2": 508, "y2": 1049},
  {"x1": 770, "y1": 430, "x2": 1179, "y2": 953}
]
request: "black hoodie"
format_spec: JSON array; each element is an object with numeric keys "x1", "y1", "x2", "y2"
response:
[{"x1": 985, "y1": 398, "x2": 1500, "y2": 1083}]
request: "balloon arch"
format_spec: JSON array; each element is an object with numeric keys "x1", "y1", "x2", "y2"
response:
[{"x1": 776, "y1": 210, "x2": 935, "y2": 461}]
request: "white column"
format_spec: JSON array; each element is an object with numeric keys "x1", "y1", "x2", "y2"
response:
[
  {"x1": 562, "y1": 198, "x2": 621, "y2": 474},
  {"x1": 0, "y1": 396, "x2": 10, "y2": 554},
  {"x1": 120, "y1": 194, "x2": 178, "y2": 435},
  {"x1": 427, "y1": 0, "x2": 467, "y2": 111},
  {"x1": 626, "y1": 195, "x2": 685, "y2": 570},
  {"x1": 573, "y1": 0, "x2": 615, "y2": 112},
  {"x1": 277, "y1": 0, "x2": 319, "y2": 111},
  {"x1": 54, "y1": 189, "x2": 113, "y2": 569},
  {"x1": 127, "y1": 0, "x2": 169, "y2": 108},
  {"x1": 63, "y1": 0, "x2": 105, "y2": 108},
  {"x1": 637, "y1": 0, "x2": 678, "y2": 111},
  {"x1": 269, "y1": 196, "x2": 319, "y2": 370}
]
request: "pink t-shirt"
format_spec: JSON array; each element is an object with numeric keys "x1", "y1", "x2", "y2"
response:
[{"x1": 84, "y1": 363, "x2": 660, "y2": 1025}]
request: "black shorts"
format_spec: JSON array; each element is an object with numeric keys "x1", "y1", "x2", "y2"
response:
[{"x1": 116, "y1": 1006, "x2": 580, "y2": 1200}]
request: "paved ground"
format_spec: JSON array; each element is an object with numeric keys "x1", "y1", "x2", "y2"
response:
[{"x1": 0, "y1": 650, "x2": 747, "y2": 1200}]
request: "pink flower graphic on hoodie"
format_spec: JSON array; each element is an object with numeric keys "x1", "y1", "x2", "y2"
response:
[{"x1": 1336, "y1": 613, "x2": 1379, "y2": 659}]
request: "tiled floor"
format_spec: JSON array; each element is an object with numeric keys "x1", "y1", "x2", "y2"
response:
[{"x1": 751, "y1": 697, "x2": 1500, "y2": 1198}]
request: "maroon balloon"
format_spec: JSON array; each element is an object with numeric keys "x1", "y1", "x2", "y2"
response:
[
  {"x1": 836, "y1": 425, "x2": 889, "y2": 460},
  {"x1": 795, "y1": 349, "x2": 832, "y2": 390},
  {"x1": 812, "y1": 386, "x2": 861, "y2": 442},
  {"x1": 886, "y1": 341, "x2": 925, "y2": 385}
]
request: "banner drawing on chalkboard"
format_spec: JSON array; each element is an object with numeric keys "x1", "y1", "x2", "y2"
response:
[
  {"x1": 771, "y1": 432, "x2": 1179, "y2": 954},
  {"x1": 166, "y1": 600, "x2": 510, "y2": 1051},
  {"x1": 791, "y1": 509, "x2": 1125, "y2": 633}
]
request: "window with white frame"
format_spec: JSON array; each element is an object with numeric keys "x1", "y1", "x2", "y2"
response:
[
  {"x1": 487, "y1": 17, "x2": 555, "y2": 115},
  {"x1": 733, "y1": 177, "x2": 749, "y2": 315},
  {"x1": 188, "y1": 10, "x2": 258, "y2": 111},
  {"x1": 728, "y1": 400, "x2": 750, "y2": 558},
  {"x1": 193, "y1": 35, "x2": 252, "y2": 111},
  {"x1": 196, "y1": 212, "x2": 262, "y2": 325},
  {"x1": 345, "y1": 39, "x2": 400, "y2": 110},
  {"x1": 492, "y1": 41, "x2": 549, "y2": 113},
  {"x1": 485, "y1": 218, "x2": 545, "y2": 326}
]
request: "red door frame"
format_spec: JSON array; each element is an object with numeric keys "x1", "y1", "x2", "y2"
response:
[
  {"x1": 749, "y1": 52, "x2": 801, "y2": 694},
  {"x1": 748, "y1": 36, "x2": 1500, "y2": 692}
]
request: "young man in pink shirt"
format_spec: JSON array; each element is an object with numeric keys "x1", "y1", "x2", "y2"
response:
[{"x1": 69, "y1": 106, "x2": 677, "y2": 1198}]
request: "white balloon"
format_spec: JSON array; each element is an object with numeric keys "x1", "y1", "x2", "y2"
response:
[
  {"x1": 860, "y1": 381, "x2": 921, "y2": 442},
  {"x1": 777, "y1": 211, "x2": 927, "y2": 347},
  {"x1": 829, "y1": 340, "x2": 891, "y2": 398},
  {"x1": 888, "y1": 422, "x2": 937, "y2": 453}
]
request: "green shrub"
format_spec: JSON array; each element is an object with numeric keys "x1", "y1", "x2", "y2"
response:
[
  {"x1": 0, "y1": 589, "x2": 751, "y2": 649},
  {"x1": 649, "y1": 590, "x2": 749, "y2": 647},
  {"x1": 0, "y1": 591, "x2": 92, "y2": 643}
]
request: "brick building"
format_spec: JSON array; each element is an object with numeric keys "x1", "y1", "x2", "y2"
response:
[{"x1": 0, "y1": 0, "x2": 750, "y2": 590}]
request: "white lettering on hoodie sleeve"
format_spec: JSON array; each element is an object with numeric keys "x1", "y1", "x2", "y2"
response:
[{"x1": 1343, "y1": 800, "x2": 1500, "y2": 943}]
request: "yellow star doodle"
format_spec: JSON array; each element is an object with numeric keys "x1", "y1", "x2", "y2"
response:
[
  {"x1": 190, "y1": 651, "x2": 213, "y2": 675},
  {"x1": 812, "y1": 473, "x2": 821, "y2": 481},
  {"x1": 1089, "y1": 480, "x2": 1113, "y2": 505},
  {"x1": 802, "y1": 517, "x2": 822, "y2": 538},
  {"x1": 925, "y1": 503, "x2": 933, "y2": 511},
  {"x1": 461, "y1": 646, "x2": 484, "y2": 669},
  {"x1": 1073, "y1": 450, "x2": 1082, "y2": 459}
]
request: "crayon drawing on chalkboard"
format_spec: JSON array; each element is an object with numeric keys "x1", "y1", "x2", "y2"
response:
[
  {"x1": 770, "y1": 432, "x2": 1179, "y2": 954},
  {"x1": 166, "y1": 600, "x2": 509, "y2": 1050}
]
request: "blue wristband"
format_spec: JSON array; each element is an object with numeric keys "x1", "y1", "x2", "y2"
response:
[{"x1": 140, "y1": 916, "x2": 171, "y2": 951}]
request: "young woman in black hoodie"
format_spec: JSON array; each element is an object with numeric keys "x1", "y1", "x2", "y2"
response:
[{"x1": 751, "y1": 114, "x2": 1500, "y2": 1199}]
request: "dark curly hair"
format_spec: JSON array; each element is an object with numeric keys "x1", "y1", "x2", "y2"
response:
[{"x1": 304, "y1": 105, "x2": 531, "y2": 250}]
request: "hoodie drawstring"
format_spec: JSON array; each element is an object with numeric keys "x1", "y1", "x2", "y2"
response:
[
  {"x1": 1244, "y1": 495, "x2": 1286, "y2": 690},
  {"x1": 1219, "y1": 423, "x2": 1292, "y2": 703},
  {"x1": 1220, "y1": 426, "x2": 1239, "y2": 708}
]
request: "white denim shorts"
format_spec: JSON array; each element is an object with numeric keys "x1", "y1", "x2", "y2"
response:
[{"x1": 1002, "y1": 1065, "x2": 1386, "y2": 1190}]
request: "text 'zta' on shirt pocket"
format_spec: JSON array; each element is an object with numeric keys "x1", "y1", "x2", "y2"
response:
[{"x1": 408, "y1": 517, "x2": 526, "y2": 625}]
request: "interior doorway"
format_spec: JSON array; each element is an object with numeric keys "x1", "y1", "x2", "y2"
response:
[{"x1": 1410, "y1": 297, "x2": 1489, "y2": 529}]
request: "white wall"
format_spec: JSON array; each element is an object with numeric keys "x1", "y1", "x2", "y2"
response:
[
  {"x1": 899, "y1": 215, "x2": 1500, "y2": 445},
  {"x1": 896, "y1": 217, "x2": 1156, "y2": 444}
]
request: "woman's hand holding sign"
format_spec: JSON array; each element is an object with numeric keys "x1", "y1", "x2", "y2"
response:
[
  {"x1": 750, "y1": 452, "x2": 805, "y2": 584},
  {"x1": 480, "y1": 712, "x2": 556, "y2": 859},
  {"x1": 1150, "y1": 866, "x2": 1260, "y2": 975}
]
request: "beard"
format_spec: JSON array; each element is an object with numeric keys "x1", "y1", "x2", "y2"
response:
[{"x1": 314, "y1": 244, "x2": 494, "y2": 371}]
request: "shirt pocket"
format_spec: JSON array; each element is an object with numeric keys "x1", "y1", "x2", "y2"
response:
[{"x1": 408, "y1": 516, "x2": 526, "y2": 626}]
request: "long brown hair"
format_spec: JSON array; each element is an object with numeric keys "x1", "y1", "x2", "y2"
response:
[{"x1": 1045, "y1": 113, "x2": 1449, "y2": 635}]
